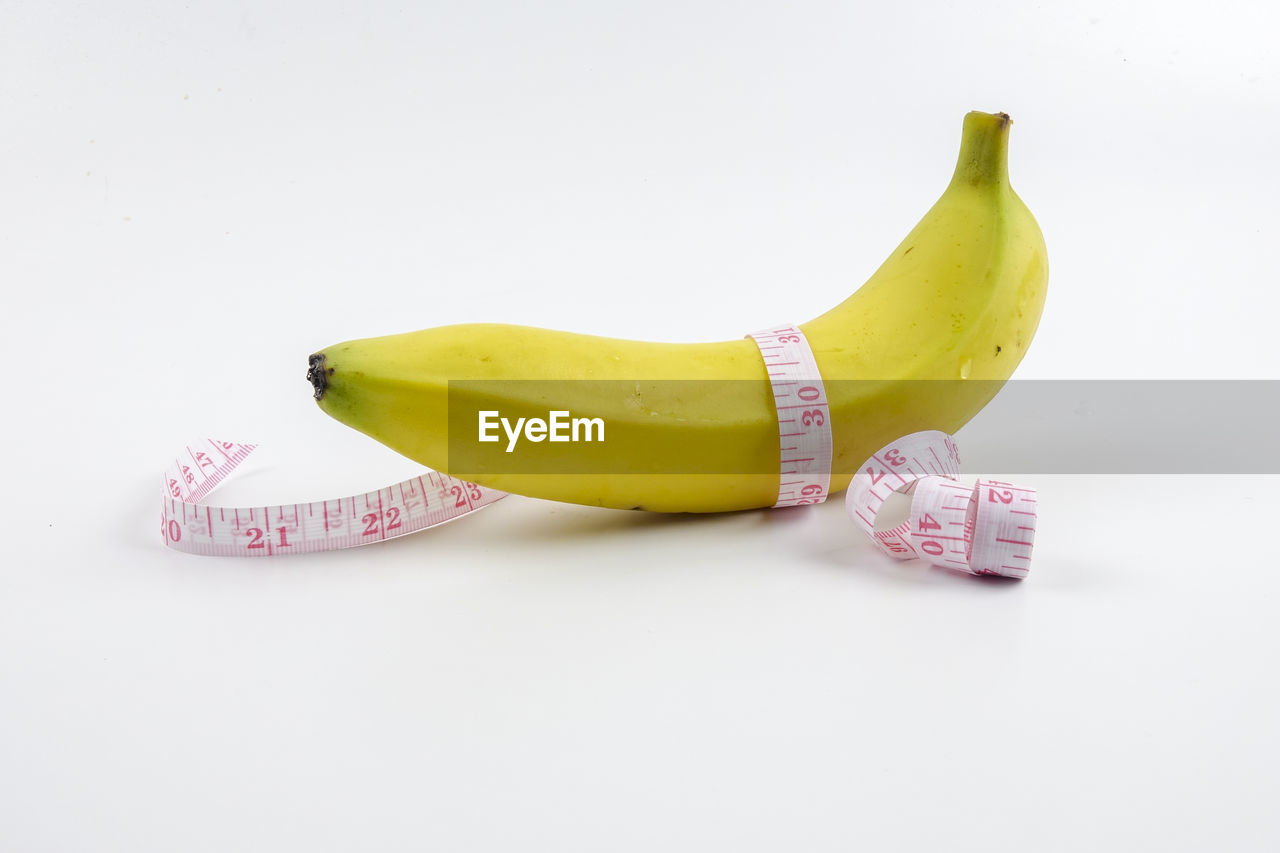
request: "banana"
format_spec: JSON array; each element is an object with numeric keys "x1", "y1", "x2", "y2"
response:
[{"x1": 308, "y1": 111, "x2": 1047, "y2": 512}]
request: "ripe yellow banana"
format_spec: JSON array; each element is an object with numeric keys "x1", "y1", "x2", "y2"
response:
[{"x1": 308, "y1": 111, "x2": 1047, "y2": 512}]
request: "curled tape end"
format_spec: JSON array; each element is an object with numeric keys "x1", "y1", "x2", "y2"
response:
[{"x1": 847, "y1": 432, "x2": 1037, "y2": 580}]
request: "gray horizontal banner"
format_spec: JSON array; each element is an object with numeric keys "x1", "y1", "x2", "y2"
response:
[
  {"x1": 443, "y1": 380, "x2": 1280, "y2": 475},
  {"x1": 956, "y1": 380, "x2": 1279, "y2": 474}
]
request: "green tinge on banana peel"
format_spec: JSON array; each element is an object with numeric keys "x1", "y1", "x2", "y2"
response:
[{"x1": 308, "y1": 111, "x2": 1047, "y2": 512}]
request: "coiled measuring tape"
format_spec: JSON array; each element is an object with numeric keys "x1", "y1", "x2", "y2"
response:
[
  {"x1": 844, "y1": 430, "x2": 1036, "y2": 578},
  {"x1": 747, "y1": 326, "x2": 1037, "y2": 578},
  {"x1": 162, "y1": 325, "x2": 1037, "y2": 577}
]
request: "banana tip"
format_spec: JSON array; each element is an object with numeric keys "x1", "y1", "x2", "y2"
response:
[{"x1": 307, "y1": 353, "x2": 332, "y2": 401}]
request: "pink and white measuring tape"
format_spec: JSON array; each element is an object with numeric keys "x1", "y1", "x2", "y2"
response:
[
  {"x1": 746, "y1": 326, "x2": 833, "y2": 507},
  {"x1": 845, "y1": 430, "x2": 1037, "y2": 578},
  {"x1": 162, "y1": 325, "x2": 1037, "y2": 577},
  {"x1": 747, "y1": 325, "x2": 1037, "y2": 578},
  {"x1": 161, "y1": 439, "x2": 505, "y2": 556}
]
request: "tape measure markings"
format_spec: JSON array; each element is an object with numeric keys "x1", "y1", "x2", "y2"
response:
[
  {"x1": 908, "y1": 476, "x2": 975, "y2": 572},
  {"x1": 847, "y1": 432, "x2": 1037, "y2": 578},
  {"x1": 162, "y1": 438, "x2": 505, "y2": 557},
  {"x1": 966, "y1": 479, "x2": 1037, "y2": 578},
  {"x1": 747, "y1": 325, "x2": 833, "y2": 507}
]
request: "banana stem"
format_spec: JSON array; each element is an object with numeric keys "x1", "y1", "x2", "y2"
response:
[{"x1": 950, "y1": 111, "x2": 1011, "y2": 190}]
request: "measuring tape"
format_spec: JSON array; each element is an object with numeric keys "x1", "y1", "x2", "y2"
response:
[
  {"x1": 161, "y1": 439, "x2": 505, "y2": 556},
  {"x1": 746, "y1": 326, "x2": 1037, "y2": 578},
  {"x1": 746, "y1": 325, "x2": 833, "y2": 507},
  {"x1": 162, "y1": 326, "x2": 1037, "y2": 577},
  {"x1": 846, "y1": 430, "x2": 1037, "y2": 578}
]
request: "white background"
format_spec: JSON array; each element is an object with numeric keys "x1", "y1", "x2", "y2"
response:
[{"x1": 3, "y1": 1, "x2": 1278, "y2": 850}]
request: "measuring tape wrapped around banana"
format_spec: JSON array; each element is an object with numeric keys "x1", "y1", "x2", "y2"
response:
[{"x1": 162, "y1": 111, "x2": 1045, "y2": 578}]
